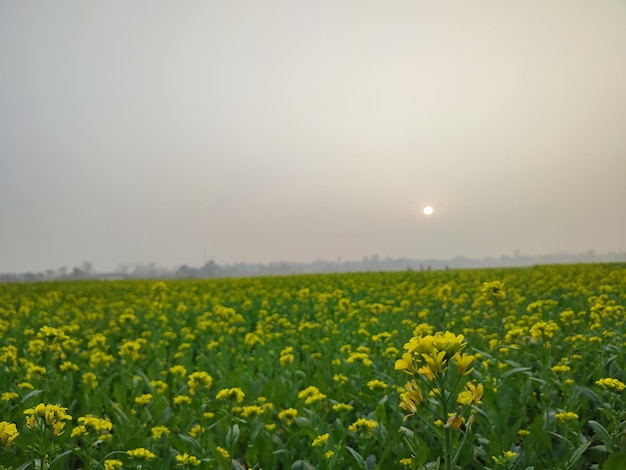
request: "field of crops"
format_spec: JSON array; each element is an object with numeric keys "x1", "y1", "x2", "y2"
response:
[{"x1": 0, "y1": 263, "x2": 625, "y2": 469}]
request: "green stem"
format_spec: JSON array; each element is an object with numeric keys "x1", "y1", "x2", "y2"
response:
[{"x1": 438, "y1": 375, "x2": 452, "y2": 470}]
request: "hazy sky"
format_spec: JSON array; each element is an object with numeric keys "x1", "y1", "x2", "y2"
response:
[{"x1": 1, "y1": 1, "x2": 625, "y2": 273}]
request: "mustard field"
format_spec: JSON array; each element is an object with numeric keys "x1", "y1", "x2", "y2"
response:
[{"x1": 0, "y1": 264, "x2": 625, "y2": 469}]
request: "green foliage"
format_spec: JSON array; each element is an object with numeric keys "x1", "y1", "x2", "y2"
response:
[{"x1": 0, "y1": 264, "x2": 623, "y2": 468}]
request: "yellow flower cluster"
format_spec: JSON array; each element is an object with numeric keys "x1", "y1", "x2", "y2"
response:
[
  {"x1": 0, "y1": 421, "x2": 19, "y2": 449},
  {"x1": 596, "y1": 377, "x2": 625, "y2": 392},
  {"x1": 127, "y1": 447, "x2": 156, "y2": 460},
  {"x1": 104, "y1": 459, "x2": 123, "y2": 470},
  {"x1": 312, "y1": 433, "x2": 329, "y2": 447},
  {"x1": 150, "y1": 425, "x2": 170, "y2": 439},
  {"x1": 332, "y1": 402, "x2": 353, "y2": 413},
  {"x1": 187, "y1": 371, "x2": 213, "y2": 395},
  {"x1": 366, "y1": 379, "x2": 388, "y2": 391},
  {"x1": 555, "y1": 411, "x2": 579, "y2": 422},
  {"x1": 216, "y1": 387, "x2": 245, "y2": 403},
  {"x1": 71, "y1": 414, "x2": 112, "y2": 437},
  {"x1": 24, "y1": 403, "x2": 72, "y2": 436},
  {"x1": 279, "y1": 346, "x2": 295, "y2": 365},
  {"x1": 348, "y1": 417, "x2": 377, "y2": 435},
  {"x1": 456, "y1": 382, "x2": 484, "y2": 406},
  {"x1": 173, "y1": 395, "x2": 192, "y2": 405},
  {"x1": 240, "y1": 405, "x2": 265, "y2": 418},
  {"x1": 395, "y1": 331, "x2": 474, "y2": 380},
  {"x1": 134, "y1": 393, "x2": 153, "y2": 405},
  {"x1": 278, "y1": 408, "x2": 298, "y2": 425},
  {"x1": 176, "y1": 452, "x2": 201, "y2": 466},
  {"x1": 298, "y1": 386, "x2": 327, "y2": 405}
]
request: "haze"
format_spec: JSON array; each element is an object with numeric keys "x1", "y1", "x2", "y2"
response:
[{"x1": 1, "y1": 1, "x2": 625, "y2": 274}]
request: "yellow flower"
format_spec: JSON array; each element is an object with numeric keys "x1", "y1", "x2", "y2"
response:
[
  {"x1": 216, "y1": 387, "x2": 245, "y2": 403},
  {"x1": 134, "y1": 393, "x2": 153, "y2": 405},
  {"x1": 71, "y1": 415, "x2": 112, "y2": 437},
  {"x1": 457, "y1": 382, "x2": 484, "y2": 406},
  {"x1": 151, "y1": 380, "x2": 168, "y2": 394},
  {"x1": 394, "y1": 352, "x2": 416, "y2": 374},
  {"x1": 479, "y1": 281, "x2": 506, "y2": 306},
  {"x1": 454, "y1": 352, "x2": 475, "y2": 376},
  {"x1": 127, "y1": 447, "x2": 156, "y2": 460},
  {"x1": 297, "y1": 386, "x2": 326, "y2": 405},
  {"x1": 169, "y1": 364, "x2": 188, "y2": 377},
  {"x1": 399, "y1": 331, "x2": 468, "y2": 380},
  {"x1": 216, "y1": 446, "x2": 230, "y2": 459},
  {"x1": 312, "y1": 433, "x2": 329, "y2": 447},
  {"x1": 445, "y1": 413, "x2": 464, "y2": 431},
  {"x1": 176, "y1": 452, "x2": 201, "y2": 466},
  {"x1": 151, "y1": 425, "x2": 170, "y2": 439},
  {"x1": 333, "y1": 374, "x2": 348, "y2": 385},
  {"x1": 279, "y1": 354, "x2": 295, "y2": 365},
  {"x1": 1, "y1": 392, "x2": 19, "y2": 402},
  {"x1": 104, "y1": 459, "x2": 123, "y2": 470},
  {"x1": 278, "y1": 408, "x2": 298, "y2": 425},
  {"x1": 59, "y1": 361, "x2": 79, "y2": 372},
  {"x1": 240, "y1": 405, "x2": 264, "y2": 418},
  {"x1": 493, "y1": 450, "x2": 518, "y2": 464},
  {"x1": 187, "y1": 371, "x2": 213, "y2": 395},
  {"x1": 0, "y1": 421, "x2": 19, "y2": 449},
  {"x1": 422, "y1": 351, "x2": 447, "y2": 375},
  {"x1": 188, "y1": 424, "x2": 204, "y2": 438},
  {"x1": 24, "y1": 403, "x2": 72, "y2": 436},
  {"x1": 367, "y1": 379, "x2": 388, "y2": 391},
  {"x1": 346, "y1": 352, "x2": 373, "y2": 367},
  {"x1": 417, "y1": 364, "x2": 436, "y2": 381},
  {"x1": 332, "y1": 403, "x2": 353, "y2": 413},
  {"x1": 555, "y1": 411, "x2": 579, "y2": 422},
  {"x1": 399, "y1": 381, "x2": 423, "y2": 415},
  {"x1": 348, "y1": 418, "x2": 377, "y2": 434},
  {"x1": 173, "y1": 395, "x2": 192, "y2": 406},
  {"x1": 596, "y1": 377, "x2": 626, "y2": 392},
  {"x1": 82, "y1": 372, "x2": 98, "y2": 389}
]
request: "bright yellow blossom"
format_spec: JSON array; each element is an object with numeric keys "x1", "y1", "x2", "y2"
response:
[
  {"x1": 127, "y1": 447, "x2": 156, "y2": 460},
  {"x1": 596, "y1": 377, "x2": 625, "y2": 392},
  {"x1": 216, "y1": 387, "x2": 245, "y2": 403},
  {"x1": 176, "y1": 453, "x2": 201, "y2": 466},
  {"x1": 0, "y1": 421, "x2": 19, "y2": 449},
  {"x1": 104, "y1": 459, "x2": 123, "y2": 470},
  {"x1": 312, "y1": 433, "x2": 329, "y2": 447}
]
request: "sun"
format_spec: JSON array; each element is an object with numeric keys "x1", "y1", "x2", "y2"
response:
[{"x1": 423, "y1": 206, "x2": 434, "y2": 216}]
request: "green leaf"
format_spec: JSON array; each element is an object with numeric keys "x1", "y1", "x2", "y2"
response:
[
  {"x1": 177, "y1": 433, "x2": 201, "y2": 451},
  {"x1": 500, "y1": 367, "x2": 532, "y2": 381},
  {"x1": 20, "y1": 389, "x2": 45, "y2": 403},
  {"x1": 226, "y1": 423, "x2": 240, "y2": 448},
  {"x1": 205, "y1": 438, "x2": 230, "y2": 470},
  {"x1": 291, "y1": 460, "x2": 316, "y2": 470},
  {"x1": 14, "y1": 462, "x2": 34, "y2": 470},
  {"x1": 375, "y1": 399, "x2": 387, "y2": 423},
  {"x1": 345, "y1": 446, "x2": 367, "y2": 470},
  {"x1": 565, "y1": 439, "x2": 591, "y2": 469},
  {"x1": 602, "y1": 453, "x2": 626, "y2": 470},
  {"x1": 588, "y1": 420, "x2": 614, "y2": 452},
  {"x1": 231, "y1": 460, "x2": 247, "y2": 470}
]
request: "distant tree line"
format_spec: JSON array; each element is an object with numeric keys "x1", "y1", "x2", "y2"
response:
[{"x1": 2, "y1": 250, "x2": 626, "y2": 282}]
